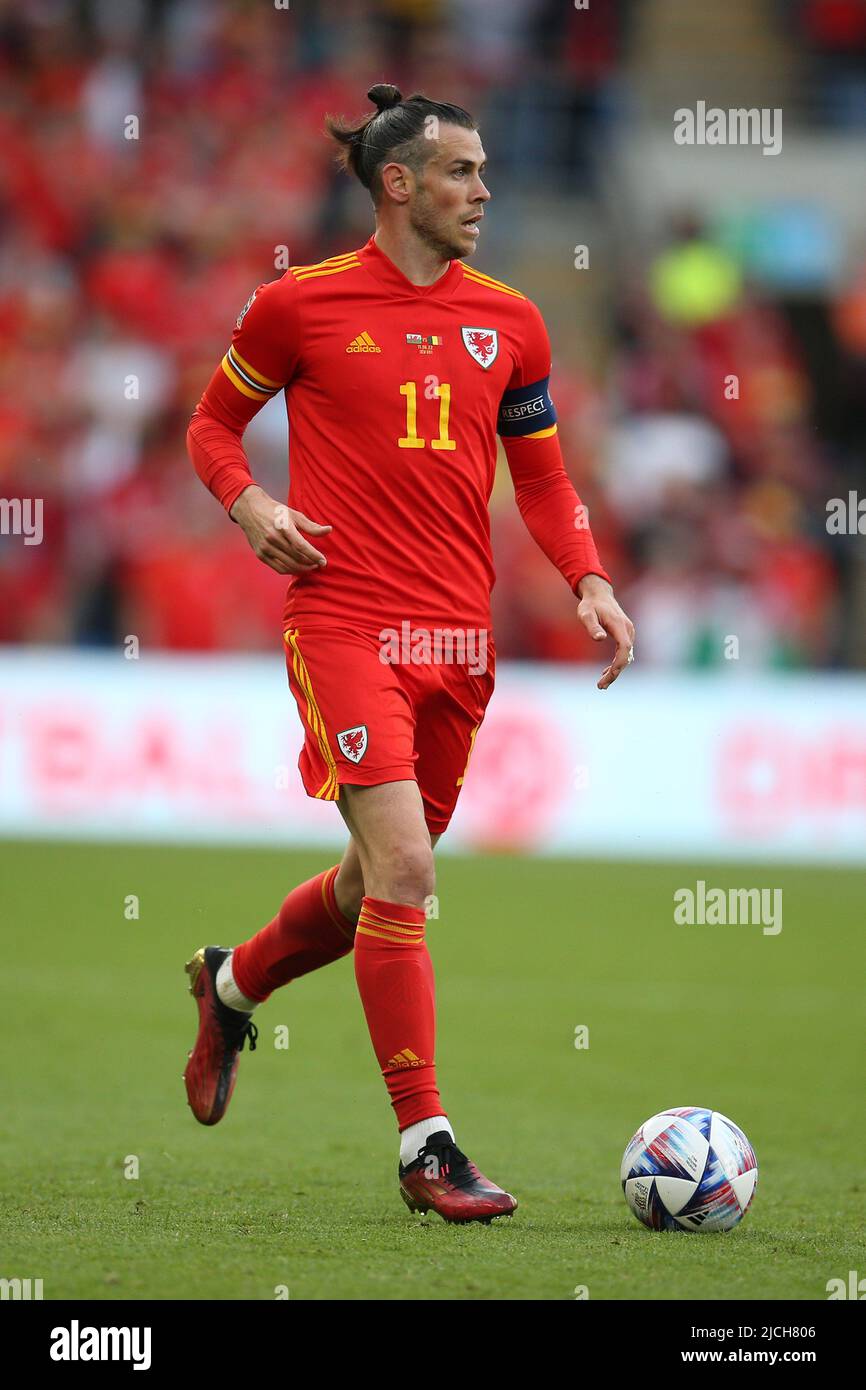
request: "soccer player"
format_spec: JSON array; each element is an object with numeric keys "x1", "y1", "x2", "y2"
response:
[{"x1": 184, "y1": 83, "x2": 635, "y2": 1223}]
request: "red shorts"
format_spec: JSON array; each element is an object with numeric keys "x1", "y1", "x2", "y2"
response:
[{"x1": 282, "y1": 621, "x2": 495, "y2": 834}]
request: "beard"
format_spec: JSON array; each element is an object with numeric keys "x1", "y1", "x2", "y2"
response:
[{"x1": 408, "y1": 189, "x2": 471, "y2": 261}]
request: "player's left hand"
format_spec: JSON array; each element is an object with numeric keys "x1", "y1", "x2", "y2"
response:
[{"x1": 576, "y1": 574, "x2": 636, "y2": 690}]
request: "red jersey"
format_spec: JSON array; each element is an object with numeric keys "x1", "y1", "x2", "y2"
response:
[{"x1": 188, "y1": 235, "x2": 609, "y2": 631}]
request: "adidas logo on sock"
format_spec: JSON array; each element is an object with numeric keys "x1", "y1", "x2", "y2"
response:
[
  {"x1": 346, "y1": 331, "x2": 382, "y2": 353},
  {"x1": 387, "y1": 1048, "x2": 427, "y2": 1069}
]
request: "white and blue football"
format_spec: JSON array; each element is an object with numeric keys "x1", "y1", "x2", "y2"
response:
[{"x1": 621, "y1": 1107, "x2": 758, "y2": 1232}]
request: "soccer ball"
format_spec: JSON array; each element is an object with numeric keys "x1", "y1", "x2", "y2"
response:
[{"x1": 621, "y1": 1107, "x2": 758, "y2": 1232}]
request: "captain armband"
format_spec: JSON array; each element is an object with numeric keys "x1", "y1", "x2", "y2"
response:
[{"x1": 496, "y1": 376, "x2": 558, "y2": 438}]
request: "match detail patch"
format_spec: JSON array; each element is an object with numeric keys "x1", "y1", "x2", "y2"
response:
[{"x1": 496, "y1": 376, "x2": 558, "y2": 436}]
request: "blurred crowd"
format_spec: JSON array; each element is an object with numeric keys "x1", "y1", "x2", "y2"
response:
[
  {"x1": 1, "y1": 0, "x2": 864, "y2": 668},
  {"x1": 492, "y1": 213, "x2": 865, "y2": 669}
]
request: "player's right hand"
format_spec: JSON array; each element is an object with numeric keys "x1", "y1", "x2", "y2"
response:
[{"x1": 230, "y1": 485, "x2": 331, "y2": 575}]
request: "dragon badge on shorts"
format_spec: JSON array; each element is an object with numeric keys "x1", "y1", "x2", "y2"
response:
[{"x1": 337, "y1": 725, "x2": 368, "y2": 764}]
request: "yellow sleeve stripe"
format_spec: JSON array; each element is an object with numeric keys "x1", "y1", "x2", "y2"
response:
[
  {"x1": 462, "y1": 265, "x2": 525, "y2": 299},
  {"x1": 292, "y1": 259, "x2": 361, "y2": 281},
  {"x1": 292, "y1": 257, "x2": 361, "y2": 282},
  {"x1": 220, "y1": 355, "x2": 273, "y2": 400},
  {"x1": 523, "y1": 425, "x2": 558, "y2": 440},
  {"x1": 220, "y1": 345, "x2": 285, "y2": 400},
  {"x1": 291, "y1": 251, "x2": 358, "y2": 274},
  {"x1": 462, "y1": 264, "x2": 520, "y2": 291},
  {"x1": 467, "y1": 265, "x2": 525, "y2": 295},
  {"x1": 231, "y1": 347, "x2": 283, "y2": 389}
]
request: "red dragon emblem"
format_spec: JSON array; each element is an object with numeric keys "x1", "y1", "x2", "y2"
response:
[
  {"x1": 462, "y1": 327, "x2": 498, "y2": 368},
  {"x1": 338, "y1": 725, "x2": 368, "y2": 763},
  {"x1": 469, "y1": 331, "x2": 495, "y2": 360}
]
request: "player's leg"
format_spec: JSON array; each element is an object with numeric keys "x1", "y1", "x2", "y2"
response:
[
  {"x1": 182, "y1": 837, "x2": 365, "y2": 1126},
  {"x1": 183, "y1": 619, "x2": 420, "y2": 1124},
  {"x1": 338, "y1": 776, "x2": 515, "y2": 1222},
  {"x1": 394, "y1": 651, "x2": 513, "y2": 1220},
  {"x1": 183, "y1": 621, "x2": 407, "y2": 1127},
  {"x1": 337, "y1": 780, "x2": 435, "y2": 904},
  {"x1": 226, "y1": 837, "x2": 364, "y2": 1008},
  {"x1": 333, "y1": 836, "x2": 367, "y2": 923},
  {"x1": 336, "y1": 779, "x2": 445, "y2": 1148}
]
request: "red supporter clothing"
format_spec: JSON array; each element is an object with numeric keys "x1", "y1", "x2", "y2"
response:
[{"x1": 187, "y1": 234, "x2": 610, "y2": 633}]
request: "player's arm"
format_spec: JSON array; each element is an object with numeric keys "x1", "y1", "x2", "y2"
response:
[
  {"x1": 498, "y1": 300, "x2": 635, "y2": 689},
  {"x1": 186, "y1": 277, "x2": 330, "y2": 575}
]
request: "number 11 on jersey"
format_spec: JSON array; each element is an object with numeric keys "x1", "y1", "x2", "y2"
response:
[{"x1": 398, "y1": 380, "x2": 456, "y2": 452}]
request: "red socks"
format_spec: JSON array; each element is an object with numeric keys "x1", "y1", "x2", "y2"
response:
[
  {"x1": 354, "y1": 896, "x2": 442, "y2": 1130},
  {"x1": 232, "y1": 878, "x2": 444, "y2": 1133},
  {"x1": 232, "y1": 865, "x2": 356, "y2": 1003}
]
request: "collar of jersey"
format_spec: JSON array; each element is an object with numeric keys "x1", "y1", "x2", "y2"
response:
[{"x1": 356, "y1": 234, "x2": 464, "y2": 299}]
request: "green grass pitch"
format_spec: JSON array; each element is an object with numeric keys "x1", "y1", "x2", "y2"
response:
[{"x1": 1, "y1": 840, "x2": 863, "y2": 1301}]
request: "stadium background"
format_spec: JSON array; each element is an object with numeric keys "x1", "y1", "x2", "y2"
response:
[
  {"x1": 3, "y1": 0, "x2": 866, "y2": 668},
  {"x1": 1, "y1": 0, "x2": 864, "y2": 1303}
]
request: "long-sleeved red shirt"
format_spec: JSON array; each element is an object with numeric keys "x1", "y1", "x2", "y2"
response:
[{"x1": 187, "y1": 234, "x2": 610, "y2": 631}]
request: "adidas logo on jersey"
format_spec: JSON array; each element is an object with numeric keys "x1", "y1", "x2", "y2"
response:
[{"x1": 346, "y1": 331, "x2": 381, "y2": 353}]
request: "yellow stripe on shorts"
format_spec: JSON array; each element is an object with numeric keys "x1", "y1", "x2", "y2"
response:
[{"x1": 283, "y1": 629, "x2": 339, "y2": 800}]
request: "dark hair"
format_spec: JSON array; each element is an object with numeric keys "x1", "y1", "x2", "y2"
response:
[{"x1": 324, "y1": 83, "x2": 476, "y2": 203}]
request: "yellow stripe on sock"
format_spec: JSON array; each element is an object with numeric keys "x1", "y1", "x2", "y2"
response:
[
  {"x1": 357, "y1": 916, "x2": 424, "y2": 939},
  {"x1": 361, "y1": 907, "x2": 426, "y2": 930},
  {"x1": 355, "y1": 925, "x2": 424, "y2": 944}
]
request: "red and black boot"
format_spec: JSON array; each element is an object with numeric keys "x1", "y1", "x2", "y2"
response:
[
  {"x1": 183, "y1": 946, "x2": 258, "y2": 1125},
  {"x1": 399, "y1": 1130, "x2": 517, "y2": 1224}
]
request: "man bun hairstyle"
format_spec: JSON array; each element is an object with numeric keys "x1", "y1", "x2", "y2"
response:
[
  {"x1": 368, "y1": 81, "x2": 402, "y2": 112},
  {"x1": 324, "y1": 83, "x2": 476, "y2": 203}
]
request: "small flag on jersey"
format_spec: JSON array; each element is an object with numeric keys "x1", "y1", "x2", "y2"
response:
[{"x1": 406, "y1": 333, "x2": 442, "y2": 354}]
